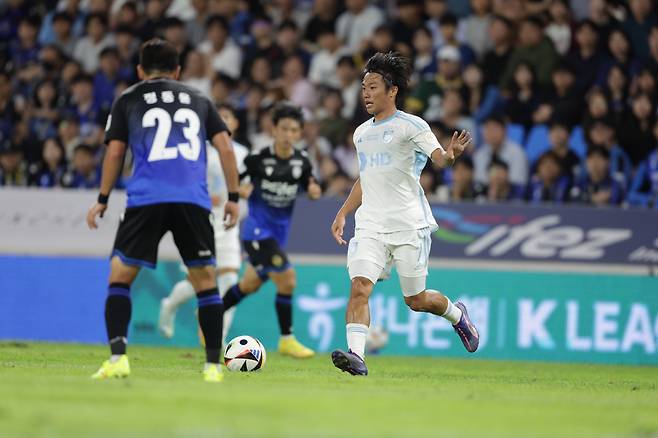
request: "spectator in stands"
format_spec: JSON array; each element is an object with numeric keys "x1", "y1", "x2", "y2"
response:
[
  {"x1": 0, "y1": 142, "x2": 27, "y2": 186},
  {"x1": 94, "y1": 48, "x2": 124, "y2": 113},
  {"x1": 276, "y1": 20, "x2": 311, "y2": 71},
  {"x1": 631, "y1": 68, "x2": 657, "y2": 102},
  {"x1": 27, "y1": 79, "x2": 59, "y2": 142},
  {"x1": 50, "y1": 12, "x2": 76, "y2": 58},
  {"x1": 299, "y1": 112, "x2": 332, "y2": 172},
  {"x1": 645, "y1": 25, "x2": 658, "y2": 76},
  {"x1": 585, "y1": 118, "x2": 632, "y2": 188},
  {"x1": 360, "y1": 24, "x2": 396, "y2": 63},
  {"x1": 67, "y1": 73, "x2": 103, "y2": 146},
  {"x1": 526, "y1": 150, "x2": 570, "y2": 204},
  {"x1": 308, "y1": 28, "x2": 346, "y2": 87},
  {"x1": 481, "y1": 14, "x2": 513, "y2": 88},
  {"x1": 335, "y1": 55, "x2": 362, "y2": 121},
  {"x1": 28, "y1": 137, "x2": 66, "y2": 187},
  {"x1": 243, "y1": 18, "x2": 283, "y2": 75},
  {"x1": 279, "y1": 55, "x2": 316, "y2": 109},
  {"x1": 9, "y1": 15, "x2": 41, "y2": 72},
  {"x1": 139, "y1": 0, "x2": 168, "y2": 42},
  {"x1": 181, "y1": 51, "x2": 211, "y2": 96},
  {"x1": 547, "y1": 120, "x2": 581, "y2": 180},
  {"x1": 436, "y1": 155, "x2": 478, "y2": 202},
  {"x1": 534, "y1": 63, "x2": 582, "y2": 127},
  {"x1": 572, "y1": 146, "x2": 624, "y2": 206},
  {"x1": 603, "y1": 65, "x2": 628, "y2": 123},
  {"x1": 335, "y1": 0, "x2": 384, "y2": 52},
  {"x1": 406, "y1": 45, "x2": 465, "y2": 119},
  {"x1": 38, "y1": 0, "x2": 84, "y2": 47},
  {"x1": 391, "y1": 0, "x2": 425, "y2": 54},
  {"x1": 114, "y1": 25, "x2": 138, "y2": 81},
  {"x1": 504, "y1": 62, "x2": 541, "y2": 131},
  {"x1": 61, "y1": 144, "x2": 98, "y2": 188},
  {"x1": 185, "y1": 0, "x2": 210, "y2": 46},
  {"x1": 628, "y1": 119, "x2": 658, "y2": 208},
  {"x1": 200, "y1": 15, "x2": 242, "y2": 80},
  {"x1": 57, "y1": 116, "x2": 81, "y2": 160},
  {"x1": 439, "y1": 89, "x2": 475, "y2": 134},
  {"x1": 583, "y1": 87, "x2": 610, "y2": 128},
  {"x1": 163, "y1": 17, "x2": 193, "y2": 71},
  {"x1": 501, "y1": 16, "x2": 559, "y2": 90},
  {"x1": 411, "y1": 27, "x2": 438, "y2": 83},
  {"x1": 0, "y1": 72, "x2": 19, "y2": 144},
  {"x1": 545, "y1": 0, "x2": 573, "y2": 56},
  {"x1": 598, "y1": 29, "x2": 642, "y2": 85},
  {"x1": 588, "y1": 0, "x2": 616, "y2": 46},
  {"x1": 425, "y1": 0, "x2": 450, "y2": 48},
  {"x1": 333, "y1": 127, "x2": 359, "y2": 181},
  {"x1": 619, "y1": 93, "x2": 656, "y2": 166},
  {"x1": 318, "y1": 157, "x2": 351, "y2": 198},
  {"x1": 73, "y1": 13, "x2": 113, "y2": 73},
  {"x1": 114, "y1": 1, "x2": 140, "y2": 30},
  {"x1": 566, "y1": 20, "x2": 605, "y2": 94},
  {"x1": 622, "y1": 0, "x2": 657, "y2": 60},
  {"x1": 318, "y1": 88, "x2": 349, "y2": 148},
  {"x1": 437, "y1": 13, "x2": 476, "y2": 66},
  {"x1": 457, "y1": 0, "x2": 493, "y2": 60},
  {"x1": 474, "y1": 115, "x2": 528, "y2": 186},
  {"x1": 303, "y1": 0, "x2": 339, "y2": 44},
  {"x1": 483, "y1": 157, "x2": 524, "y2": 202}
]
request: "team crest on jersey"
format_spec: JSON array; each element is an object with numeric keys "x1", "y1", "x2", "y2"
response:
[
  {"x1": 292, "y1": 165, "x2": 302, "y2": 179},
  {"x1": 272, "y1": 255, "x2": 284, "y2": 267},
  {"x1": 265, "y1": 166, "x2": 274, "y2": 176},
  {"x1": 382, "y1": 129, "x2": 394, "y2": 143}
]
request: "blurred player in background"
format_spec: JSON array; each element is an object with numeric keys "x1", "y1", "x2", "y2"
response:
[
  {"x1": 158, "y1": 103, "x2": 249, "y2": 341},
  {"x1": 330, "y1": 52, "x2": 478, "y2": 376},
  {"x1": 86, "y1": 39, "x2": 239, "y2": 383},
  {"x1": 222, "y1": 103, "x2": 322, "y2": 358}
]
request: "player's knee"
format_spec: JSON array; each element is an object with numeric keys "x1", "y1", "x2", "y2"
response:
[
  {"x1": 350, "y1": 277, "x2": 372, "y2": 303},
  {"x1": 240, "y1": 278, "x2": 260, "y2": 294},
  {"x1": 404, "y1": 292, "x2": 427, "y2": 312}
]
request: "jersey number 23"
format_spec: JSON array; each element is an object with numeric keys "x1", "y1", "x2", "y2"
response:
[{"x1": 143, "y1": 107, "x2": 201, "y2": 162}]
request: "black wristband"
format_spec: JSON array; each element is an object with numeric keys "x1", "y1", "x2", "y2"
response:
[
  {"x1": 98, "y1": 193, "x2": 109, "y2": 205},
  {"x1": 228, "y1": 192, "x2": 239, "y2": 203}
]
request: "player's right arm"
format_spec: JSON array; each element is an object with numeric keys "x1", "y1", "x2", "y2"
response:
[
  {"x1": 87, "y1": 95, "x2": 129, "y2": 230},
  {"x1": 331, "y1": 178, "x2": 362, "y2": 245}
]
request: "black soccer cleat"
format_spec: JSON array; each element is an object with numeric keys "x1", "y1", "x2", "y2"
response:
[{"x1": 331, "y1": 349, "x2": 368, "y2": 376}]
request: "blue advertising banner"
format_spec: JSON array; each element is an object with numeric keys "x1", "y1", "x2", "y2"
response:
[{"x1": 287, "y1": 199, "x2": 658, "y2": 266}]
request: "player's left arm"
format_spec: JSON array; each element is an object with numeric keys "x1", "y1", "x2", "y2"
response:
[
  {"x1": 430, "y1": 130, "x2": 471, "y2": 168},
  {"x1": 307, "y1": 176, "x2": 322, "y2": 200},
  {"x1": 211, "y1": 131, "x2": 240, "y2": 229}
]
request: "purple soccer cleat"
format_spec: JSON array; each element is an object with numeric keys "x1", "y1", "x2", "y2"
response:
[
  {"x1": 331, "y1": 349, "x2": 368, "y2": 376},
  {"x1": 452, "y1": 301, "x2": 479, "y2": 353}
]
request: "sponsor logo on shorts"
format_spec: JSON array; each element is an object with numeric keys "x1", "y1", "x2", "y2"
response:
[
  {"x1": 198, "y1": 250, "x2": 212, "y2": 257},
  {"x1": 272, "y1": 255, "x2": 283, "y2": 267}
]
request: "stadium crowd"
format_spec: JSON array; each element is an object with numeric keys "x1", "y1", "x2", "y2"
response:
[{"x1": 0, "y1": 0, "x2": 657, "y2": 208}]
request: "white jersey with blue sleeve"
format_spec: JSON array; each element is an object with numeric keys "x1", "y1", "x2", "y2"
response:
[
  {"x1": 206, "y1": 140, "x2": 249, "y2": 216},
  {"x1": 353, "y1": 110, "x2": 442, "y2": 233}
]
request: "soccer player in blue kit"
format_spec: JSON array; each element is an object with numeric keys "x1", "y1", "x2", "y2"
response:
[
  {"x1": 222, "y1": 103, "x2": 321, "y2": 358},
  {"x1": 86, "y1": 39, "x2": 239, "y2": 382}
]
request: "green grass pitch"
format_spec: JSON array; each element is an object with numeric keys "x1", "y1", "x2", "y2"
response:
[{"x1": 1, "y1": 342, "x2": 657, "y2": 438}]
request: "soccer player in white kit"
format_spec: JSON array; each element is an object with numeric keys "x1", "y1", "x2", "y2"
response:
[
  {"x1": 159, "y1": 104, "x2": 249, "y2": 340},
  {"x1": 330, "y1": 52, "x2": 479, "y2": 376}
]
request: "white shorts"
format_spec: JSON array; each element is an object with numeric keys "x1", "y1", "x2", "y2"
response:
[
  {"x1": 213, "y1": 218, "x2": 241, "y2": 270},
  {"x1": 347, "y1": 228, "x2": 432, "y2": 296}
]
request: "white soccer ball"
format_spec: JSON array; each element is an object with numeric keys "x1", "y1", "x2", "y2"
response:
[{"x1": 224, "y1": 335, "x2": 266, "y2": 372}]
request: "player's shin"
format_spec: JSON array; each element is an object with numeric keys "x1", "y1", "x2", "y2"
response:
[
  {"x1": 196, "y1": 288, "x2": 224, "y2": 364},
  {"x1": 275, "y1": 293, "x2": 293, "y2": 336},
  {"x1": 222, "y1": 283, "x2": 245, "y2": 310},
  {"x1": 105, "y1": 283, "x2": 132, "y2": 359},
  {"x1": 427, "y1": 290, "x2": 463, "y2": 324}
]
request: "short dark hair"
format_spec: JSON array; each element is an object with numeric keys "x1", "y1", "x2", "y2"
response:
[
  {"x1": 163, "y1": 17, "x2": 185, "y2": 29},
  {"x1": 455, "y1": 155, "x2": 474, "y2": 170},
  {"x1": 271, "y1": 102, "x2": 304, "y2": 126},
  {"x1": 492, "y1": 14, "x2": 514, "y2": 30},
  {"x1": 74, "y1": 144, "x2": 95, "y2": 156},
  {"x1": 216, "y1": 102, "x2": 236, "y2": 116},
  {"x1": 206, "y1": 14, "x2": 228, "y2": 31},
  {"x1": 53, "y1": 12, "x2": 73, "y2": 24},
  {"x1": 488, "y1": 156, "x2": 509, "y2": 171},
  {"x1": 72, "y1": 73, "x2": 93, "y2": 85},
  {"x1": 337, "y1": 55, "x2": 356, "y2": 68},
  {"x1": 139, "y1": 38, "x2": 179, "y2": 74},
  {"x1": 439, "y1": 13, "x2": 458, "y2": 26},
  {"x1": 100, "y1": 47, "x2": 119, "y2": 59},
  {"x1": 484, "y1": 114, "x2": 506, "y2": 126},
  {"x1": 363, "y1": 52, "x2": 412, "y2": 100},
  {"x1": 85, "y1": 13, "x2": 108, "y2": 29},
  {"x1": 278, "y1": 20, "x2": 298, "y2": 32},
  {"x1": 587, "y1": 145, "x2": 610, "y2": 160}
]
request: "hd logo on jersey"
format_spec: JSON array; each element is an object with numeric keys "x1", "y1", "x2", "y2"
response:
[
  {"x1": 358, "y1": 152, "x2": 392, "y2": 171},
  {"x1": 382, "y1": 129, "x2": 394, "y2": 143}
]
